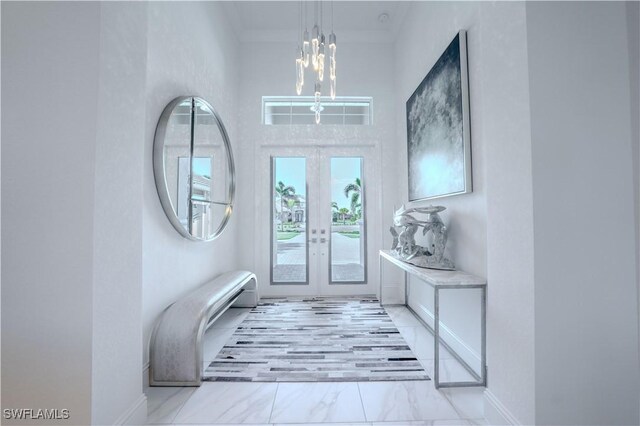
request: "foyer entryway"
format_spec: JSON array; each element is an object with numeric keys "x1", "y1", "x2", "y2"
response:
[{"x1": 146, "y1": 305, "x2": 486, "y2": 424}]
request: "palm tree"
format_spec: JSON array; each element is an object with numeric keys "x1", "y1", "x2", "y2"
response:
[
  {"x1": 275, "y1": 181, "x2": 296, "y2": 230},
  {"x1": 331, "y1": 201, "x2": 339, "y2": 222},
  {"x1": 353, "y1": 202, "x2": 362, "y2": 220},
  {"x1": 344, "y1": 177, "x2": 362, "y2": 217},
  {"x1": 286, "y1": 197, "x2": 299, "y2": 222},
  {"x1": 338, "y1": 207, "x2": 350, "y2": 223}
]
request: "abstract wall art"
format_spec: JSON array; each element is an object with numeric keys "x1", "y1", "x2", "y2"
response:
[{"x1": 406, "y1": 30, "x2": 472, "y2": 201}]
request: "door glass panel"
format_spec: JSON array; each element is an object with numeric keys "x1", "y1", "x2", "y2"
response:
[
  {"x1": 190, "y1": 99, "x2": 231, "y2": 239},
  {"x1": 330, "y1": 157, "x2": 366, "y2": 283},
  {"x1": 272, "y1": 157, "x2": 308, "y2": 284}
]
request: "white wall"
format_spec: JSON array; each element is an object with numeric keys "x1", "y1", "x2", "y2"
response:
[
  {"x1": 235, "y1": 39, "x2": 398, "y2": 295},
  {"x1": 527, "y1": 2, "x2": 639, "y2": 424},
  {"x1": 142, "y1": 1, "x2": 240, "y2": 369},
  {"x1": 92, "y1": 3, "x2": 148, "y2": 424},
  {"x1": 2, "y1": 2, "x2": 243, "y2": 423},
  {"x1": 394, "y1": 1, "x2": 487, "y2": 376},
  {"x1": 394, "y1": 3, "x2": 536, "y2": 423},
  {"x1": 394, "y1": 2, "x2": 487, "y2": 280},
  {"x1": 2, "y1": 2, "x2": 151, "y2": 423},
  {"x1": 477, "y1": 3, "x2": 536, "y2": 424},
  {"x1": 1, "y1": 3, "x2": 99, "y2": 423},
  {"x1": 627, "y1": 5, "x2": 640, "y2": 418}
]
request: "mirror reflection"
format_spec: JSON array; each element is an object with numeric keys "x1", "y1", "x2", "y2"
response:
[{"x1": 154, "y1": 96, "x2": 234, "y2": 241}]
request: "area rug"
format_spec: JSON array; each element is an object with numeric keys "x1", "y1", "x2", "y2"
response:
[{"x1": 203, "y1": 296, "x2": 430, "y2": 382}]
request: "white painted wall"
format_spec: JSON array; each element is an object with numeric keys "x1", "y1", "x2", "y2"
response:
[
  {"x1": 1, "y1": 3, "x2": 99, "y2": 423},
  {"x1": 477, "y1": 3, "x2": 536, "y2": 424},
  {"x1": 92, "y1": 3, "x2": 148, "y2": 424},
  {"x1": 393, "y1": 0, "x2": 487, "y2": 377},
  {"x1": 527, "y1": 2, "x2": 639, "y2": 424},
  {"x1": 394, "y1": 3, "x2": 535, "y2": 423},
  {"x1": 235, "y1": 39, "x2": 399, "y2": 296},
  {"x1": 142, "y1": 1, "x2": 240, "y2": 369},
  {"x1": 3, "y1": 1, "x2": 243, "y2": 423},
  {"x1": 627, "y1": 4, "x2": 640, "y2": 419}
]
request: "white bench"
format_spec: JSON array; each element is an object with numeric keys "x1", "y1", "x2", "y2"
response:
[{"x1": 149, "y1": 270, "x2": 258, "y2": 386}]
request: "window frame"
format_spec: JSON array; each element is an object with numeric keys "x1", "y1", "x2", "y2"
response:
[{"x1": 262, "y1": 96, "x2": 373, "y2": 126}]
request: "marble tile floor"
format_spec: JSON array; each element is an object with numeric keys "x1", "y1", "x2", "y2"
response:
[{"x1": 145, "y1": 306, "x2": 487, "y2": 425}]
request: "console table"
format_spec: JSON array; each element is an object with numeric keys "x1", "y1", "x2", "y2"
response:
[{"x1": 379, "y1": 249, "x2": 487, "y2": 389}]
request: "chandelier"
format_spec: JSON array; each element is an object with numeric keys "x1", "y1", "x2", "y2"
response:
[{"x1": 296, "y1": 1, "x2": 336, "y2": 124}]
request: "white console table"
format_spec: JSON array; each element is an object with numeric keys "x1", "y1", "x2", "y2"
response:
[{"x1": 379, "y1": 249, "x2": 487, "y2": 389}]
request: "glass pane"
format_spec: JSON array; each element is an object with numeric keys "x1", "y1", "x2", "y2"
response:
[
  {"x1": 321, "y1": 104, "x2": 344, "y2": 115},
  {"x1": 263, "y1": 97, "x2": 373, "y2": 126},
  {"x1": 270, "y1": 114, "x2": 291, "y2": 125},
  {"x1": 290, "y1": 114, "x2": 315, "y2": 125},
  {"x1": 344, "y1": 104, "x2": 369, "y2": 116},
  {"x1": 291, "y1": 104, "x2": 312, "y2": 115},
  {"x1": 272, "y1": 158, "x2": 307, "y2": 284},
  {"x1": 193, "y1": 99, "x2": 228, "y2": 204},
  {"x1": 191, "y1": 98, "x2": 229, "y2": 239},
  {"x1": 344, "y1": 115, "x2": 366, "y2": 125},
  {"x1": 330, "y1": 157, "x2": 365, "y2": 283},
  {"x1": 320, "y1": 114, "x2": 344, "y2": 125},
  {"x1": 165, "y1": 100, "x2": 192, "y2": 229},
  {"x1": 191, "y1": 200, "x2": 229, "y2": 240},
  {"x1": 267, "y1": 104, "x2": 292, "y2": 114}
]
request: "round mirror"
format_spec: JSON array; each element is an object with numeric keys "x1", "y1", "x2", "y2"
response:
[{"x1": 153, "y1": 96, "x2": 235, "y2": 241}]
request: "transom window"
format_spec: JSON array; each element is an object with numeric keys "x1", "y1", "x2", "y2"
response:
[{"x1": 262, "y1": 96, "x2": 373, "y2": 125}]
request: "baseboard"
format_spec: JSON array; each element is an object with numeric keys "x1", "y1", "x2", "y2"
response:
[
  {"x1": 412, "y1": 302, "x2": 481, "y2": 369},
  {"x1": 113, "y1": 393, "x2": 147, "y2": 425},
  {"x1": 483, "y1": 389, "x2": 520, "y2": 425}
]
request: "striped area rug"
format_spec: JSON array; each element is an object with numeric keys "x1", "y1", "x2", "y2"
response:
[{"x1": 203, "y1": 296, "x2": 429, "y2": 382}]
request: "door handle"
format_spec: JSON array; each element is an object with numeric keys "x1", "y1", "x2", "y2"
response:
[
  {"x1": 308, "y1": 237, "x2": 318, "y2": 243},
  {"x1": 320, "y1": 237, "x2": 327, "y2": 243}
]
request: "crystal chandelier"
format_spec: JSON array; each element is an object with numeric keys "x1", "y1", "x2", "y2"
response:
[{"x1": 296, "y1": 1, "x2": 336, "y2": 124}]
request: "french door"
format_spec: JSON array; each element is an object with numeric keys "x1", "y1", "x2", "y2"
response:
[{"x1": 258, "y1": 145, "x2": 380, "y2": 297}]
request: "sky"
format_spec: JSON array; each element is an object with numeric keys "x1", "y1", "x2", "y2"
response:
[
  {"x1": 193, "y1": 157, "x2": 211, "y2": 178},
  {"x1": 331, "y1": 157, "x2": 362, "y2": 210},
  {"x1": 273, "y1": 157, "x2": 362, "y2": 210},
  {"x1": 274, "y1": 157, "x2": 306, "y2": 198}
]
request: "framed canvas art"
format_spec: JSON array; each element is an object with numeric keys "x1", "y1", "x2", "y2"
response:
[{"x1": 406, "y1": 30, "x2": 472, "y2": 201}]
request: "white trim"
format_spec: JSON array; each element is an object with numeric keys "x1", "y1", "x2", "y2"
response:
[
  {"x1": 112, "y1": 393, "x2": 147, "y2": 426},
  {"x1": 483, "y1": 389, "x2": 521, "y2": 426},
  {"x1": 412, "y1": 301, "x2": 481, "y2": 368}
]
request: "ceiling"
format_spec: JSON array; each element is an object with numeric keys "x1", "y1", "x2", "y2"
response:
[{"x1": 221, "y1": 1, "x2": 410, "y2": 43}]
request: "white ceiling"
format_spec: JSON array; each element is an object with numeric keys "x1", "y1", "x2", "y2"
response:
[{"x1": 221, "y1": 1, "x2": 410, "y2": 43}]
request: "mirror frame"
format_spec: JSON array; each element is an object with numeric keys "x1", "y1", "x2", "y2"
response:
[{"x1": 153, "y1": 96, "x2": 235, "y2": 242}]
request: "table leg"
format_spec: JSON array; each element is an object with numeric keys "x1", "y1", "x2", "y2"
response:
[
  {"x1": 379, "y1": 255, "x2": 383, "y2": 305},
  {"x1": 404, "y1": 271, "x2": 408, "y2": 305},
  {"x1": 481, "y1": 285, "x2": 487, "y2": 386}
]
